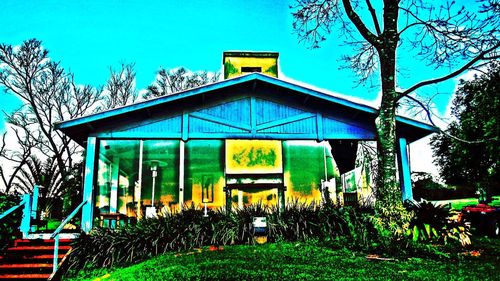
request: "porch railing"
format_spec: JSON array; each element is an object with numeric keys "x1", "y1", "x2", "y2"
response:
[
  {"x1": 50, "y1": 199, "x2": 88, "y2": 273},
  {"x1": 0, "y1": 196, "x2": 27, "y2": 221},
  {"x1": 0, "y1": 194, "x2": 32, "y2": 238}
]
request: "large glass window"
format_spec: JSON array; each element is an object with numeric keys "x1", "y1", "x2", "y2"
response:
[
  {"x1": 96, "y1": 140, "x2": 140, "y2": 218},
  {"x1": 93, "y1": 139, "x2": 337, "y2": 221},
  {"x1": 95, "y1": 139, "x2": 180, "y2": 220},
  {"x1": 283, "y1": 140, "x2": 336, "y2": 203},
  {"x1": 184, "y1": 140, "x2": 225, "y2": 208},
  {"x1": 141, "y1": 140, "x2": 180, "y2": 213}
]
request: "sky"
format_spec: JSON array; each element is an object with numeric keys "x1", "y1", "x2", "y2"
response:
[{"x1": 0, "y1": 0, "x2": 470, "y2": 176}]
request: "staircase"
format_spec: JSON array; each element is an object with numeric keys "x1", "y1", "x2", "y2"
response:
[{"x1": 0, "y1": 239, "x2": 72, "y2": 281}]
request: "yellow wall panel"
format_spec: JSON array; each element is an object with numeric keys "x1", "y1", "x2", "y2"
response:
[
  {"x1": 223, "y1": 52, "x2": 278, "y2": 79},
  {"x1": 226, "y1": 140, "x2": 283, "y2": 174}
]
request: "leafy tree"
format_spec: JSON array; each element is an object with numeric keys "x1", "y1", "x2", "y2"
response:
[
  {"x1": 411, "y1": 172, "x2": 445, "y2": 191},
  {"x1": 410, "y1": 171, "x2": 455, "y2": 200},
  {"x1": 144, "y1": 67, "x2": 219, "y2": 99},
  {"x1": 431, "y1": 62, "x2": 500, "y2": 197},
  {"x1": 291, "y1": 0, "x2": 500, "y2": 222}
]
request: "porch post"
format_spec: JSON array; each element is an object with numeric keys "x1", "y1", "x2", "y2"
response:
[
  {"x1": 136, "y1": 140, "x2": 143, "y2": 218},
  {"x1": 109, "y1": 158, "x2": 120, "y2": 228},
  {"x1": 110, "y1": 158, "x2": 120, "y2": 214},
  {"x1": 20, "y1": 194, "x2": 31, "y2": 239},
  {"x1": 237, "y1": 190, "x2": 243, "y2": 209},
  {"x1": 278, "y1": 186, "x2": 286, "y2": 213},
  {"x1": 82, "y1": 137, "x2": 97, "y2": 233},
  {"x1": 397, "y1": 138, "x2": 413, "y2": 202},
  {"x1": 179, "y1": 140, "x2": 185, "y2": 210},
  {"x1": 30, "y1": 185, "x2": 40, "y2": 232},
  {"x1": 224, "y1": 187, "x2": 232, "y2": 214}
]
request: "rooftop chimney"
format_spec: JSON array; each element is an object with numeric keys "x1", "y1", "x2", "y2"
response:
[{"x1": 222, "y1": 51, "x2": 279, "y2": 80}]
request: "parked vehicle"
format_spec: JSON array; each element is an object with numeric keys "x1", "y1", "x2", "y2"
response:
[{"x1": 461, "y1": 203, "x2": 500, "y2": 237}]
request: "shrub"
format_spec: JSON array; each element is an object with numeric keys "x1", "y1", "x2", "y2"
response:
[
  {"x1": 405, "y1": 200, "x2": 471, "y2": 246},
  {"x1": 69, "y1": 204, "x2": 226, "y2": 270},
  {"x1": 0, "y1": 193, "x2": 22, "y2": 249},
  {"x1": 273, "y1": 200, "x2": 322, "y2": 241},
  {"x1": 71, "y1": 200, "x2": 462, "y2": 273}
]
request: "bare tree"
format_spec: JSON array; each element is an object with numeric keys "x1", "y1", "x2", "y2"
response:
[
  {"x1": 144, "y1": 67, "x2": 219, "y2": 100},
  {"x1": 0, "y1": 39, "x2": 103, "y2": 196},
  {"x1": 103, "y1": 63, "x2": 138, "y2": 109},
  {"x1": 0, "y1": 130, "x2": 34, "y2": 193},
  {"x1": 291, "y1": 0, "x2": 499, "y2": 222},
  {"x1": 11, "y1": 155, "x2": 61, "y2": 197}
]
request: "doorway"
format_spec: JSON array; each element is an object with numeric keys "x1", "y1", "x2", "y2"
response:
[{"x1": 231, "y1": 186, "x2": 278, "y2": 209}]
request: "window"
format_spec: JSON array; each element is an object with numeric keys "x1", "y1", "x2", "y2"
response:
[{"x1": 241, "y1": 66, "x2": 261, "y2": 73}]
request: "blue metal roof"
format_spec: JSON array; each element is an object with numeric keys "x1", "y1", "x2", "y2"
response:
[{"x1": 55, "y1": 73, "x2": 437, "y2": 142}]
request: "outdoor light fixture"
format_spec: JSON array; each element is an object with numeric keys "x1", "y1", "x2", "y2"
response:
[
  {"x1": 150, "y1": 161, "x2": 158, "y2": 207},
  {"x1": 203, "y1": 198, "x2": 209, "y2": 217}
]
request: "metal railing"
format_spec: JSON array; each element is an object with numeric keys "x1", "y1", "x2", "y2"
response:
[
  {"x1": 0, "y1": 194, "x2": 31, "y2": 238},
  {"x1": 0, "y1": 196, "x2": 28, "y2": 221},
  {"x1": 50, "y1": 200, "x2": 87, "y2": 273}
]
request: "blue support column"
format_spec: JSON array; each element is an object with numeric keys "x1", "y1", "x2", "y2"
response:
[
  {"x1": 20, "y1": 194, "x2": 31, "y2": 238},
  {"x1": 397, "y1": 138, "x2": 413, "y2": 202},
  {"x1": 109, "y1": 158, "x2": 119, "y2": 228},
  {"x1": 30, "y1": 185, "x2": 40, "y2": 232},
  {"x1": 82, "y1": 137, "x2": 97, "y2": 233}
]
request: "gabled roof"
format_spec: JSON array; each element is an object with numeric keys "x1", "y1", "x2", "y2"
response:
[{"x1": 55, "y1": 73, "x2": 437, "y2": 144}]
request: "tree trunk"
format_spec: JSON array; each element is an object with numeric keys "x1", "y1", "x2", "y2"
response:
[
  {"x1": 374, "y1": 0, "x2": 405, "y2": 219},
  {"x1": 375, "y1": 85, "x2": 400, "y2": 210}
]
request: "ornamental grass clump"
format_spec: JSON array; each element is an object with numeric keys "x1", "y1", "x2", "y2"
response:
[
  {"x1": 69, "y1": 199, "x2": 467, "y2": 272},
  {"x1": 68, "y1": 204, "x2": 226, "y2": 270},
  {"x1": 275, "y1": 200, "x2": 322, "y2": 241}
]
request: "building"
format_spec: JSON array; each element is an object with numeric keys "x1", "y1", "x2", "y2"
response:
[{"x1": 55, "y1": 52, "x2": 436, "y2": 232}]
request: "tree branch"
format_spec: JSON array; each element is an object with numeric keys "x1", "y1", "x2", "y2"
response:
[
  {"x1": 341, "y1": 0, "x2": 381, "y2": 47},
  {"x1": 365, "y1": 0, "x2": 381, "y2": 35},
  {"x1": 399, "y1": 42, "x2": 500, "y2": 99},
  {"x1": 402, "y1": 94, "x2": 496, "y2": 144}
]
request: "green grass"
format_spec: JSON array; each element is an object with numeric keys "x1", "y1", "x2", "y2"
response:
[
  {"x1": 433, "y1": 196, "x2": 500, "y2": 211},
  {"x1": 65, "y1": 239, "x2": 500, "y2": 281},
  {"x1": 47, "y1": 218, "x2": 61, "y2": 230},
  {"x1": 33, "y1": 218, "x2": 81, "y2": 232}
]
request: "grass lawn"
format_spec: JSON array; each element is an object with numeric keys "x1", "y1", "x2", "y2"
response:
[
  {"x1": 65, "y1": 239, "x2": 500, "y2": 281},
  {"x1": 31, "y1": 218, "x2": 81, "y2": 233},
  {"x1": 433, "y1": 196, "x2": 500, "y2": 211}
]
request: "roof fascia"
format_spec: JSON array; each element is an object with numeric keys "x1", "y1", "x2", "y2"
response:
[
  {"x1": 395, "y1": 116, "x2": 438, "y2": 132},
  {"x1": 55, "y1": 74, "x2": 258, "y2": 130},
  {"x1": 56, "y1": 73, "x2": 436, "y2": 134}
]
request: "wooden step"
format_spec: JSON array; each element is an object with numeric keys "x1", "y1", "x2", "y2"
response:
[
  {"x1": 0, "y1": 239, "x2": 73, "y2": 280},
  {"x1": 0, "y1": 254, "x2": 65, "y2": 263},
  {"x1": 0, "y1": 263, "x2": 52, "y2": 275},
  {"x1": 0, "y1": 264, "x2": 52, "y2": 269},
  {"x1": 6, "y1": 246, "x2": 71, "y2": 252},
  {"x1": 0, "y1": 273, "x2": 50, "y2": 280},
  {"x1": 14, "y1": 239, "x2": 72, "y2": 247}
]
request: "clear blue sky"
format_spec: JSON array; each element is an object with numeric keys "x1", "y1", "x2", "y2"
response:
[{"x1": 0, "y1": 0, "x2": 458, "y2": 132}]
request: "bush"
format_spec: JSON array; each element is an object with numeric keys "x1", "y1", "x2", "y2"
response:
[
  {"x1": 405, "y1": 200, "x2": 471, "y2": 246},
  {"x1": 412, "y1": 172, "x2": 446, "y2": 200},
  {"x1": 412, "y1": 172, "x2": 476, "y2": 200},
  {"x1": 69, "y1": 199, "x2": 470, "y2": 273},
  {"x1": 70, "y1": 205, "x2": 228, "y2": 268},
  {"x1": 69, "y1": 201, "x2": 387, "y2": 272},
  {"x1": 0, "y1": 192, "x2": 22, "y2": 249}
]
